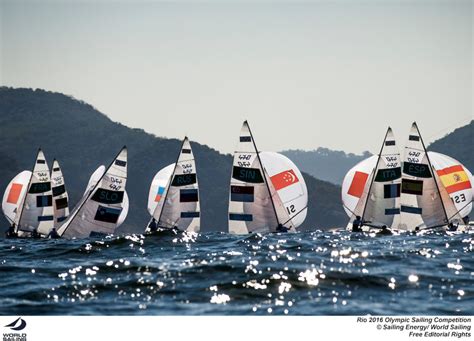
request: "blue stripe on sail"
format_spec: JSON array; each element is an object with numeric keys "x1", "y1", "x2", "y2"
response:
[
  {"x1": 38, "y1": 215, "x2": 54, "y2": 221},
  {"x1": 409, "y1": 135, "x2": 420, "y2": 141},
  {"x1": 400, "y1": 206, "x2": 422, "y2": 214},
  {"x1": 182, "y1": 148, "x2": 191, "y2": 154},
  {"x1": 181, "y1": 211, "x2": 200, "y2": 218},
  {"x1": 231, "y1": 193, "x2": 254, "y2": 202},
  {"x1": 384, "y1": 184, "x2": 400, "y2": 198},
  {"x1": 385, "y1": 140, "x2": 396, "y2": 146},
  {"x1": 115, "y1": 159, "x2": 127, "y2": 167},
  {"x1": 385, "y1": 208, "x2": 400, "y2": 215},
  {"x1": 229, "y1": 213, "x2": 253, "y2": 221},
  {"x1": 180, "y1": 189, "x2": 199, "y2": 202},
  {"x1": 57, "y1": 216, "x2": 68, "y2": 222},
  {"x1": 240, "y1": 136, "x2": 251, "y2": 142},
  {"x1": 36, "y1": 195, "x2": 53, "y2": 207},
  {"x1": 94, "y1": 205, "x2": 122, "y2": 223}
]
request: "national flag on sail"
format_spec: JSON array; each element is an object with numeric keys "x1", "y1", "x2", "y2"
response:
[
  {"x1": 347, "y1": 171, "x2": 369, "y2": 198},
  {"x1": 436, "y1": 165, "x2": 471, "y2": 194},
  {"x1": 270, "y1": 169, "x2": 299, "y2": 191},
  {"x1": 155, "y1": 186, "x2": 166, "y2": 202},
  {"x1": 7, "y1": 183, "x2": 23, "y2": 204}
]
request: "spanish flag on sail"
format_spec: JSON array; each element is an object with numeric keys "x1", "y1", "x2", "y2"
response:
[{"x1": 436, "y1": 165, "x2": 472, "y2": 194}]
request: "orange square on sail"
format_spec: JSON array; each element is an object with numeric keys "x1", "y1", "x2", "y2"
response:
[
  {"x1": 347, "y1": 171, "x2": 368, "y2": 198},
  {"x1": 7, "y1": 183, "x2": 23, "y2": 204}
]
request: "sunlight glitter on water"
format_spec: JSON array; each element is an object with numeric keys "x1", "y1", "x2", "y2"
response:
[{"x1": 1, "y1": 229, "x2": 473, "y2": 315}]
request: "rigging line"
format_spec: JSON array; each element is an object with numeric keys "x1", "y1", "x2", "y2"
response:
[
  {"x1": 280, "y1": 206, "x2": 307, "y2": 227},
  {"x1": 361, "y1": 127, "x2": 391, "y2": 221},
  {"x1": 414, "y1": 122, "x2": 450, "y2": 224},
  {"x1": 342, "y1": 203, "x2": 358, "y2": 218},
  {"x1": 246, "y1": 121, "x2": 281, "y2": 227},
  {"x1": 446, "y1": 199, "x2": 473, "y2": 222}
]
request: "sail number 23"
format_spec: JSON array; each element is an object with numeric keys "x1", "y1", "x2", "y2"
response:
[{"x1": 454, "y1": 193, "x2": 466, "y2": 204}]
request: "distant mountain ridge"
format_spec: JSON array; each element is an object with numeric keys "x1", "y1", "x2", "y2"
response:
[
  {"x1": 281, "y1": 148, "x2": 372, "y2": 185},
  {"x1": 0, "y1": 87, "x2": 347, "y2": 234}
]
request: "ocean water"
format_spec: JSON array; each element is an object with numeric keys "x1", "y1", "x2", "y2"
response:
[{"x1": 0, "y1": 229, "x2": 473, "y2": 315}]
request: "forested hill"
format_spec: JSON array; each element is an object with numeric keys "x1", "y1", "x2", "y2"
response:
[
  {"x1": 428, "y1": 120, "x2": 473, "y2": 171},
  {"x1": 0, "y1": 87, "x2": 347, "y2": 234}
]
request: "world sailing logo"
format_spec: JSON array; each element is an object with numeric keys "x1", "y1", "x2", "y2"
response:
[
  {"x1": 4, "y1": 318, "x2": 26, "y2": 331},
  {"x1": 3, "y1": 317, "x2": 27, "y2": 341}
]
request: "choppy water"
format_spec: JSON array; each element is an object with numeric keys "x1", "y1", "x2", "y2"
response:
[{"x1": 0, "y1": 229, "x2": 473, "y2": 315}]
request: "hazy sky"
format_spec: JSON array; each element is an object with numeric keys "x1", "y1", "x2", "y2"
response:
[{"x1": 1, "y1": 0, "x2": 472, "y2": 154}]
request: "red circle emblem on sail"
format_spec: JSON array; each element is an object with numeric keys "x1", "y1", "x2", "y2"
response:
[{"x1": 270, "y1": 169, "x2": 299, "y2": 191}]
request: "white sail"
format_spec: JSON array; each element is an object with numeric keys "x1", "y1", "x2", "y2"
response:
[
  {"x1": 355, "y1": 128, "x2": 402, "y2": 228},
  {"x1": 2, "y1": 171, "x2": 31, "y2": 225},
  {"x1": 84, "y1": 165, "x2": 106, "y2": 196},
  {"x1": 429, "y1": 152, "x2": 472, "y2": 220},
  {"x1": 228, "y1": 121, "x2": 283, "y2": 234},
  {"x1": 341, "y1": 155, "x2": 377, "y2": 218},
  {"x1": 58, "y1": 147, "x2": 128, "y2": 239},
  {"x1": 151, "y1": 137, "x2": 200, "y2": 232},
  {"x1": 51, "y1": 159, "x2": 70, "y2": 228},
  {"x1": 15, "y1": 149, "x2": 54, "y2": 236},
  {"x1": 117, "y1": 191, "x2": 129, "y2": 228},
  {"x1": 147, "y1": 163, "x2": 174, "y2": 216},
  {"x1": 400, "y1": 123, "x2": 447, "y2": 231},
  {"x1": 259, "y1": 151, "x2": 308, "y2": 228},
  {"x1": 78, "y1": 165, "x2": 129, "y2": 228}
]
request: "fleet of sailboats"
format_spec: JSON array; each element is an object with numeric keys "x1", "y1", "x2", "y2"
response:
[
  {"x1": 1, "y1": 121, "x2": 472, "y2": 238},
  {"x1": 342, "y1": 122, "x2": 472, "y2": 232}
]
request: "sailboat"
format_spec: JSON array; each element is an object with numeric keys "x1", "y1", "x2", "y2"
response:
[
  {"x1": 342, "y1": 123, "x2": 472, "y2": 232},
  {"x1": 228, "y1": 121, "x2": 308, "y2": 234},
  {"x1": 50, "y1": 159, "x2": 70, "y2": 228},
  {"x1": 344, "y1": 127, "x2": 402, "y2": 231},
  {"x1": 57, "y1": 146, "x2": 128, "y2": 239},
  {"x1": 146, "y1": 136, "x2": 200, "y2": 232},
  {"x1": 2, "y1": 149, "x2": 54, "y2": 237},
  {"x1": 399, "y1": 122, "x2": 463, "y2": 231}
]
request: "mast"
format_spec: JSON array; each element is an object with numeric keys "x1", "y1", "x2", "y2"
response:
[
  {"x1": 360, "y1": 127, "x2": 391, "y2": 221},
  {"x1": 413, "y1": 122, "x2": 449, "y2": 224},
  {"x1": 246, "y1": 121, "x2": 281, "y2": 227},
  {"x1": 155, "y1": 137, "x2": 186, "y2": 228},
  {"x1": 60, "y1": 146, "x2": 126, "y2": 236},
  {"x1": 15, "y1": 148, "x2": 40, "y2": 233}
]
